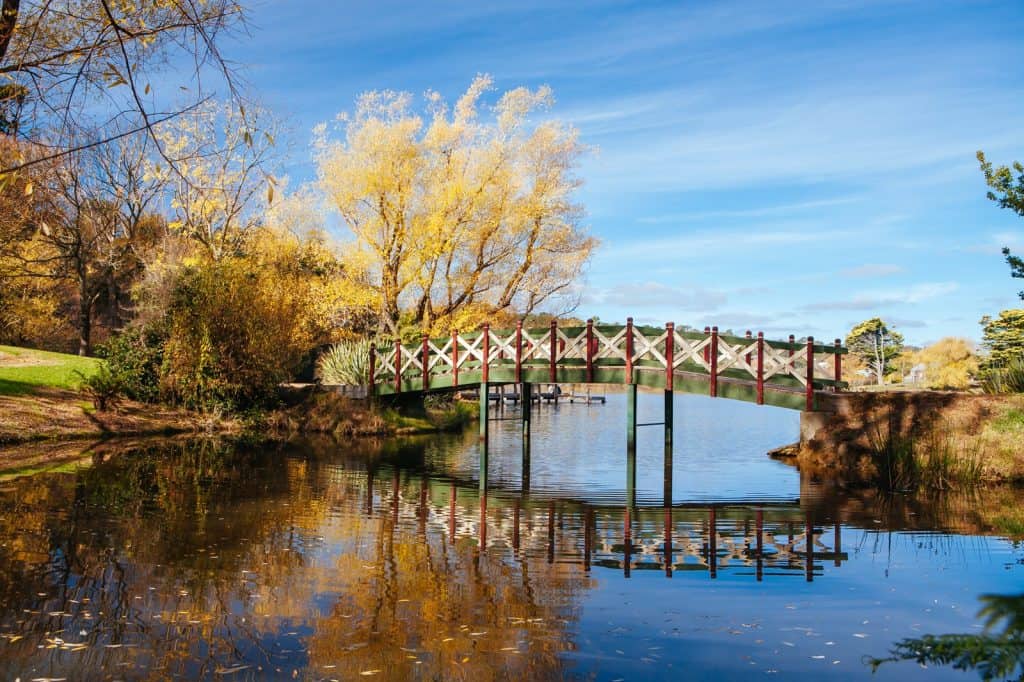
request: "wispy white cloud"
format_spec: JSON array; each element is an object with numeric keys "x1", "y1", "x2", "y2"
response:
[
  {"x1": 582, "y1": 281, "x2": 727, "y2": 311},
  {"x1": 637, "y1": 196, "x2": 862, "y2": 224},
  {"x1": 801, "y1": 281, "x2": 959, "y2": 311}
]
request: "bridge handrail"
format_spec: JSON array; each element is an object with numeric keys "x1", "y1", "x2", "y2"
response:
[{"x1": 369, "y1": 319, "x2": 847, "y2": 410}]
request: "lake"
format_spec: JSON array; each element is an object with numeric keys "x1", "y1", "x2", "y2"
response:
[{"x1": 0, "y1": 390, "x2": 1021, "y2": 680}]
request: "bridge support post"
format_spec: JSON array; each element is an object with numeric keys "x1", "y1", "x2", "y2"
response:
[
  {"x1": 626, "y1": 383, "x2": 637, "y2": 453},
  {"x1": 479, "y1": 381, "x2": 489, "y2": 442}
]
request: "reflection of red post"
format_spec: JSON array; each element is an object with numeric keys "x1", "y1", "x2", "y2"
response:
[
  {"x1": 547, "y1": 501, "x2": 555, "y2": 564},
  {"x1": 452, "y1": 331, "x2": 459, "y2": 387},
  {"x1": 665, "y1": 322, "x2": 675, "y2": 390},
  {"x1": 418, "y1": 479, "x2": 427, "y2": 535},
  {"x1": 512, "y1": 499, "x2": 521, "y2": 550},
  {"x1": 834, "y1": 338, "x2": 842, "y2": 389},
  {"x1": 805, "y1": 512, "x2": 814, "y2": 582},
  {"x1": 481, "y1": 324, "x2": 491, "y2": 384},
  {"x1": 710, "y1": 326, "x2": 719, "y2": 398},
  {"x1": 449, "y1": 484, "x2": 456, "y2": 544},
  {"x1": 625, "y1": 317, "x2": 634, "y2": 383},
  {"x1": 624, "y1": 506, "x2": 632, "y2": 579},
  {"x1": 479, "y1": 492, "x2": 487, "y2": 548},
  {"x1": 806, "y1": 337, "x2": 815, "y2": 411},
  {"x1": 584, "y1": 507, "x2": 592, "y2": 572},
  {"x1": 709, "y1": 507, "x2": 717, "y2": 579},
  {"x1": 756, "y1": 509, "x2": 764, "y2": 582},
  {"x1": 664, "y1": 506, "x2": 673, "y2": 578},
  {"x1": 745, "y1": 330, "x2": 753, "y2": 368},
  {"x1": 586, "y1": 319, "x2": 595, "y2": 383},
  {"x1": 549, "y1": 320, "x2": 557, "y2": 383},
  {"x1": 392, "y1": 470, "x2": 400, "y2": 522},
  {"x1": 394, "y1": 339, "x2": 402, "y2": 394},
  {"x1": 756, "y1": 332, "x2": 765, "y2": 405},
  {"x1": 703, "y1": 326, "x2": 711, "y2": 364},
  {"x1": 422, "y1": 335, "x2": 430, "y2": 392},
  {"x1": 515, "y1": 321, "x2": 523, "y2": 384},
  {"x1": 788, "y1": 334, "x2": 795, "y2": 358}
]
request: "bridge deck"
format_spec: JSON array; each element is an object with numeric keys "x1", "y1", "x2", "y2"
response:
[{"x1": 371, "y1": 319, "x2": 847, "y2": 411}]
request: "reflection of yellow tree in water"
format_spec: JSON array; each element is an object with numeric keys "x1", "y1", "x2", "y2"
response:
[
  {"x1": 0, "y1": 439, "x2": 590, "y2": 680},
  {"x1": 303, "y1": 472, "x2": 587, "y2": 680}
]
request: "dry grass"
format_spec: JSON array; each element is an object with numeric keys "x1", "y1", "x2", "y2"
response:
[
  {"x1": 800, "y1": 392, "x2": 1024, "y2": 486},
  {"x1": 0, "y1": 387, "x2": 239, "y2": 446}
]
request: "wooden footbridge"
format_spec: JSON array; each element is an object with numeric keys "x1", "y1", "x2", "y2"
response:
[{"x1": 370, "y1": 319, "x2": 846, "y2": 412}]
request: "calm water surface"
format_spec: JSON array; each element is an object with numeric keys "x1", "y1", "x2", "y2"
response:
[{"x1": 0, "y1": 391, "x2": 1021, "y2": 680}]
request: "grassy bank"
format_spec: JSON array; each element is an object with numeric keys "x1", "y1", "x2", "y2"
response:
[
  {"x1": 798, "y1": 392, "x2": 1024, "y2": 489},
  {"x1": 0, "y1": 345, "x2": 101, "y2": 395},
  {"x1": 0, "y1": 345, "x2": 238, "y2": 445}
]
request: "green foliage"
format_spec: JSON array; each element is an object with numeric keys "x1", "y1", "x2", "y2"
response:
[
  {"x1": 317, "y1": 340, "x2": 372, "y2": 385},
  {"x1": 75, "y1": 364, "x2": 125, "y2": 412},
  {"x1": 978, "y1": 151, "x2": 1024, "y2": 299},
  {"x1": 97, "y1": 325, "x2": 168, "y2": 403},
  {"x1": 158, "y1": 252, "x2": 319, "y2": 411},
  {"x1": 870, "y1": 593, "x2": 1024, "y2": 680},
  {"x1": 980, "y1": 309, "x2": 1024, "y2": 371},
  {"x1": 981, "y1": 357, "x2": 1024, "y2": 395},
  {"x1": 846, "y1": 318, "x2": 904, "y2": 385}
]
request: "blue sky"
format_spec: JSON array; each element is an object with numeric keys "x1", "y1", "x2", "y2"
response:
[{"x1": 224, "y1": 0, "x2": 1023, "y2": 345}]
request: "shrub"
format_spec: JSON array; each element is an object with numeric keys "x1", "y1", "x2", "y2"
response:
[
  {"x1": 317, "y1": 339, "x2": 372, "y2": 385},
  {"x1": 76, "y1": 364, "x2": 125, "y2": 412},
  {"x1": 97, "y1": 324, "x2": 167, "y2": 403}
]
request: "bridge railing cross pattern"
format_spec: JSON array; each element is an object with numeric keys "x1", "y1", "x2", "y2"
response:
[{"x1": 371, "y1": 319, "x2": 847, "y2": 410}]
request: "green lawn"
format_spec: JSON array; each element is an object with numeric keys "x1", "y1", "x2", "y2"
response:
[{"x1": 0, "y1": 345, "x2": 102, "y2": 396}]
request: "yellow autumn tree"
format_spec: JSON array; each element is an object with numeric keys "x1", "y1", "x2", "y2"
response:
[
  {"x1": 912, "y1": 337, "x2": 979, "y2": 390},
  {"x1": 315, "y1": 75, "x2": 597, "y2": 337},
  {"x1": 150, "y1": 101, "x2": 277, "y2": 260}
]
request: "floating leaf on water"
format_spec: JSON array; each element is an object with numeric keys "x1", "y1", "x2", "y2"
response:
[
  {"x1": 359, "y1": 671, "x2": 380, "y2": 676},
  {"x1": 215, "y1": 666, "x2": 250, "y2": 675}
]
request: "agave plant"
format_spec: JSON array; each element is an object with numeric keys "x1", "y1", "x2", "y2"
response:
[
  {"x1": 982, "y1": 356, "x2": 1024, "y2": 394},
  {"x1": 317, "y1": 339, "x2": 373, "y2": 386}
]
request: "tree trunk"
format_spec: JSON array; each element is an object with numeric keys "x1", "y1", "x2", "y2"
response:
[
  {"x1": 78, "y1": 274, "x2": 92, "y2": 356},
  {"x1": 0, "y1": 0, "x2": 19, "y2": 66}
]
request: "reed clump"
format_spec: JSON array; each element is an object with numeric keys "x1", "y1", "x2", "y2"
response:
[{"x1": 869, "y1": 423, "x2": 986, "y2": 491}]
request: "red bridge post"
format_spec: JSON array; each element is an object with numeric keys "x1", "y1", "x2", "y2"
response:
[
  {"x1": 745, "y1": 330, "x2": 752, "y2": 367},
  {"x1": 394, "y1": 338, "x2": 402, "y2": 394},
  {"x1": 710, "y1": 326, "x2": 719, "y2": 398},
  {"x1": 703, "y1": 326, "x2": 711, "y2": 365},
  {"x1": 586, "y1": 319, "x2": 595, "y2": 383},
  {"x1": 756, "y1": 332, "x2": 764, "y2": 405},
  {"x1": 664, "y1": 322, "x2": 674, "y2": 391},
  {"x1": 515, "y1": 321, "x2": 523, "y2": 384},
  {"x1": 452, "y1": 330, "x2": 459, "y2": 387},
  {"x1": 421, "y1": 335, "x2": 430, "y2": 392},
  {"x1": 806, "y1": 336, "x2": 815, "y2": 411},
  {"x1": 625, "y1": 317, "x2": 634, "y2": 383},
  {"x1": 549, "y1": 319, "x2": 557, "y2": 383},
  {"x1": 834, "y1": 338, "x2": 842, "y2": 390}
]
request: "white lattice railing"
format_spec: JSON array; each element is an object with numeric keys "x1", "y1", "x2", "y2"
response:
[{"x1": 371, "y1": 319, "x2": 846, "y2": 408}]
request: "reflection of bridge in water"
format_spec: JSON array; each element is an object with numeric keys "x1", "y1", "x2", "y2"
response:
[{"x1": 349, "y1": 465, "x2": 848, "y2": 583}]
